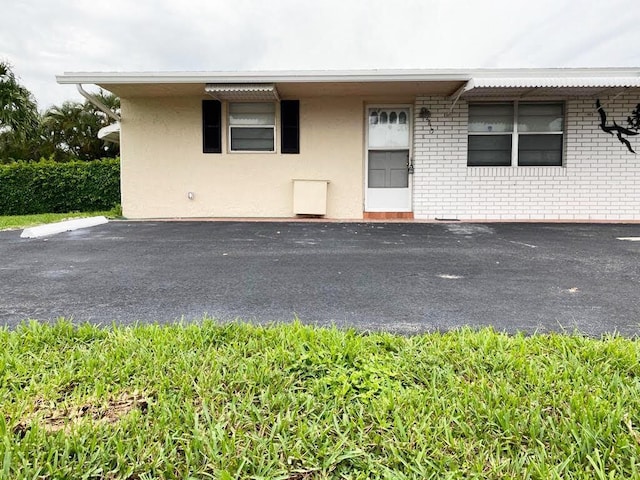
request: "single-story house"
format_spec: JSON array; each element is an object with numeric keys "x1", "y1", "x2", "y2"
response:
[{"x1": 56, "y1": 68, "x2": 640, "y2": 221}]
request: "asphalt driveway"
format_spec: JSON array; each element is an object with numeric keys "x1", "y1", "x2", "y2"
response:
[{"x1": 1, "y1": 221, "x2": 639, "y2": 335}]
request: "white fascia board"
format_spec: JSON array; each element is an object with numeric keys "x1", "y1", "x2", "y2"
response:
[
  {"x1": 56, "y1": 67, "x2": 640, "y2": 86},
  {"x1": 56, "y1": 69, "x2": 474, "y2": 85},
  {"x1": 465, "y1": 67, "x2": 640, "y2": 78},
  {"x1": 469, "y1": 76, "x2": 640, "y2": 88}
]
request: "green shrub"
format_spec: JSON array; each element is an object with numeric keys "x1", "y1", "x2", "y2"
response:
[{"x1": 0, "y1": 158, "x2": 120, "y2": 215}]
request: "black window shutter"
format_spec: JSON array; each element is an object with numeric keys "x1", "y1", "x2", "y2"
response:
[
  {"x1": 202, "y1": 100, "x2": 222, "y2": 153},
  {"x1": 281, "y1": 100, "x2": 300, "y2": 154}
]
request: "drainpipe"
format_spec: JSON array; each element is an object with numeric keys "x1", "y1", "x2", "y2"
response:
[
  {"x1": 448, "y1": 80, "x2": 473, "y2": 116},
  {"x1": 76, "y1": 84, "x2": 120, "y2": 122}
]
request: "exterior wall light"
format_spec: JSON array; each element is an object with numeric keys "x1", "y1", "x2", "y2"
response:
[{"x1": 419, "y1": 107, "x2": 434, "y2": 134}]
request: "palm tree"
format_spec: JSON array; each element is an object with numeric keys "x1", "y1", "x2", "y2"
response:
[
  {"x1": 42, "y1": 96, "x2": 119, "y2": 161},
  {"x1": 0, "y1": 61, "x2": 38, "y2": 135},
  {"x1": 0, "y1": 62, "x2": 120, "y2": 162}
]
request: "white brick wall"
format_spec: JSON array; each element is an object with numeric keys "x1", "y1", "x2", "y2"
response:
[{"x1": 412, "y1": 92, "x2": 640, "y2": 220}]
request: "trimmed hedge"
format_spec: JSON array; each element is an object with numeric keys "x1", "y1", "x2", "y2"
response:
[{"x1": 0, "y1": 159, "x2": 120, "y2": 215}]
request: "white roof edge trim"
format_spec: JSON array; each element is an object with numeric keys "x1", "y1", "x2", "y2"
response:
[
  {"x1": 55, "y1": 67, "x2": 640, "y2": 86},
  {"x1": 56, "y1": 70, "x2": 473, "y2": 85},
  {"x1": 466, "y1": 76, "x2": 640, "y2": 89}
]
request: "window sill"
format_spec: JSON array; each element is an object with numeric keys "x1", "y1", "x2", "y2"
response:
[
  {"x1": 228, "y1": 150, "x2": 277, "y2": 154},
  {"x1": 466, "y1": 166, "x2": 567, "y2": 177}
]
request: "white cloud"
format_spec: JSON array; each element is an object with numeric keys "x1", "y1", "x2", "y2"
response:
[{"x1": 0, "y1": 0, "x2": 638, "y2": 109}]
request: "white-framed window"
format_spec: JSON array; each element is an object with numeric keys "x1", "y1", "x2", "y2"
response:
[
  {"x1": 468, "y1": 102, "x2": 564, "y2": 167},
  {"x1": 228, "y1": 102, "x2": 275, "y2": 152}
]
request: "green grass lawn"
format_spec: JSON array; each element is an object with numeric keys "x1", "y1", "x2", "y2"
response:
[
  {"x1": 1, "y1": 320, "x2": 640, "y2": 479},
  {"x1": 0, "y1": 206, "x2": 122, "y2": 231}
]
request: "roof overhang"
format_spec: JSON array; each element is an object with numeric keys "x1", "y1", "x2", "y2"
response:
[
  {"x1": 56, "y1": 69, "x2": 473, "y2": 85},
  {"x1": 56, "y1": 68, "x2": 640, "y2": 100},
  {"x1": 454, "y1": 75, "x2": 640, "y2": 99},
  {"x1": 56, "y1": 69, "x2": 473, "y2": 98}
]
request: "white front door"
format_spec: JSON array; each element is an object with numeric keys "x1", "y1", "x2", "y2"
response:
[{"x1": 365, "y1": 107, "x2": 412, "y2": 212}]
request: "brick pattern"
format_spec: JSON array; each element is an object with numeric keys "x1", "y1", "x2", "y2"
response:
[
  {"x1": 363, "y1": 212, "x2": 414, "y2": 220},
  {"x1": 412, "y1": 92, "x2": 640, "y2": 220}
]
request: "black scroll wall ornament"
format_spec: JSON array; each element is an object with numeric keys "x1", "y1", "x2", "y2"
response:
[{"x1": 596, "y1": 99, "x2": 640, "y2": 154}]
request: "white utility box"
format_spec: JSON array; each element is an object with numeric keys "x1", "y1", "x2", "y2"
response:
[{"x1": 292, "y1": 179, "x2": 329, "y2": 216}]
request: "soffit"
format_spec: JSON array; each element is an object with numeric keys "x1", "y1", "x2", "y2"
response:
[
  {"x1": 101, "y1": 81, "x2": 466, "y2": 99},
  {"x1": 277, "y1": 81, "x2": 464, "y2": 97}
]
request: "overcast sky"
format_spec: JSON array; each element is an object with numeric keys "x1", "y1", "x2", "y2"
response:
[{"x1": 1, "y1": 0, "x2": 639, "y2": 110}]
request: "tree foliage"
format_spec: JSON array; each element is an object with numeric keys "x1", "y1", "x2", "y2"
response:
[
  {"x1": 42, "y1": 93, "x2": 120, "y2": 161},
  {"x1": 0, "y1": 61, "x2": 120, "y2": 163},
  {"x1": 0, "y1": 61, "x2": 39, "y2": 136}
]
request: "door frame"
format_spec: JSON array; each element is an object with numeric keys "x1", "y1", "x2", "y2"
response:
[{"x1": 364, "y1": 104, "x2": 413, "y2": 212}]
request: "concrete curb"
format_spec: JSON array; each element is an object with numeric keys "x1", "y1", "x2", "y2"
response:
[{"x1": 21, "y1": 216, "x2": 109, "y2": 239}]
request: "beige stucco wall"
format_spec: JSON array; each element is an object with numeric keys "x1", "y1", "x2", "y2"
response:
[{"x1": 120, "y1": 96, "x2": 368, "y2": 219}]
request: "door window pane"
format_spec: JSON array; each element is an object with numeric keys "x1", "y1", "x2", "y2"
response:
[
  {"x1": 468, "y1": 135, "x2": 512, "y2": 166},
  {"x1": 389, "y1": 168, "x2": 408, "y2": 188},
  {"x1": 368, "y1": 150, "x2": 408, "y2": 188},
  {"x1": 368, "y1": 108, "x2": 410, "y2": 148},
  {"x1": 368, "y1": 169, "x2": 386, "y2": 188}
]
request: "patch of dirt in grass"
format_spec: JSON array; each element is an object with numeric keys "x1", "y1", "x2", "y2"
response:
[
  {"x1": 14, "y1": 391, "x2": 150, "y2": 435},
  {"x1": 286, "y1": 472, "x2": 317, "y2": 480},
  {"x1": 56, "y1": 380, "x2": 80, "y2": 398}
]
